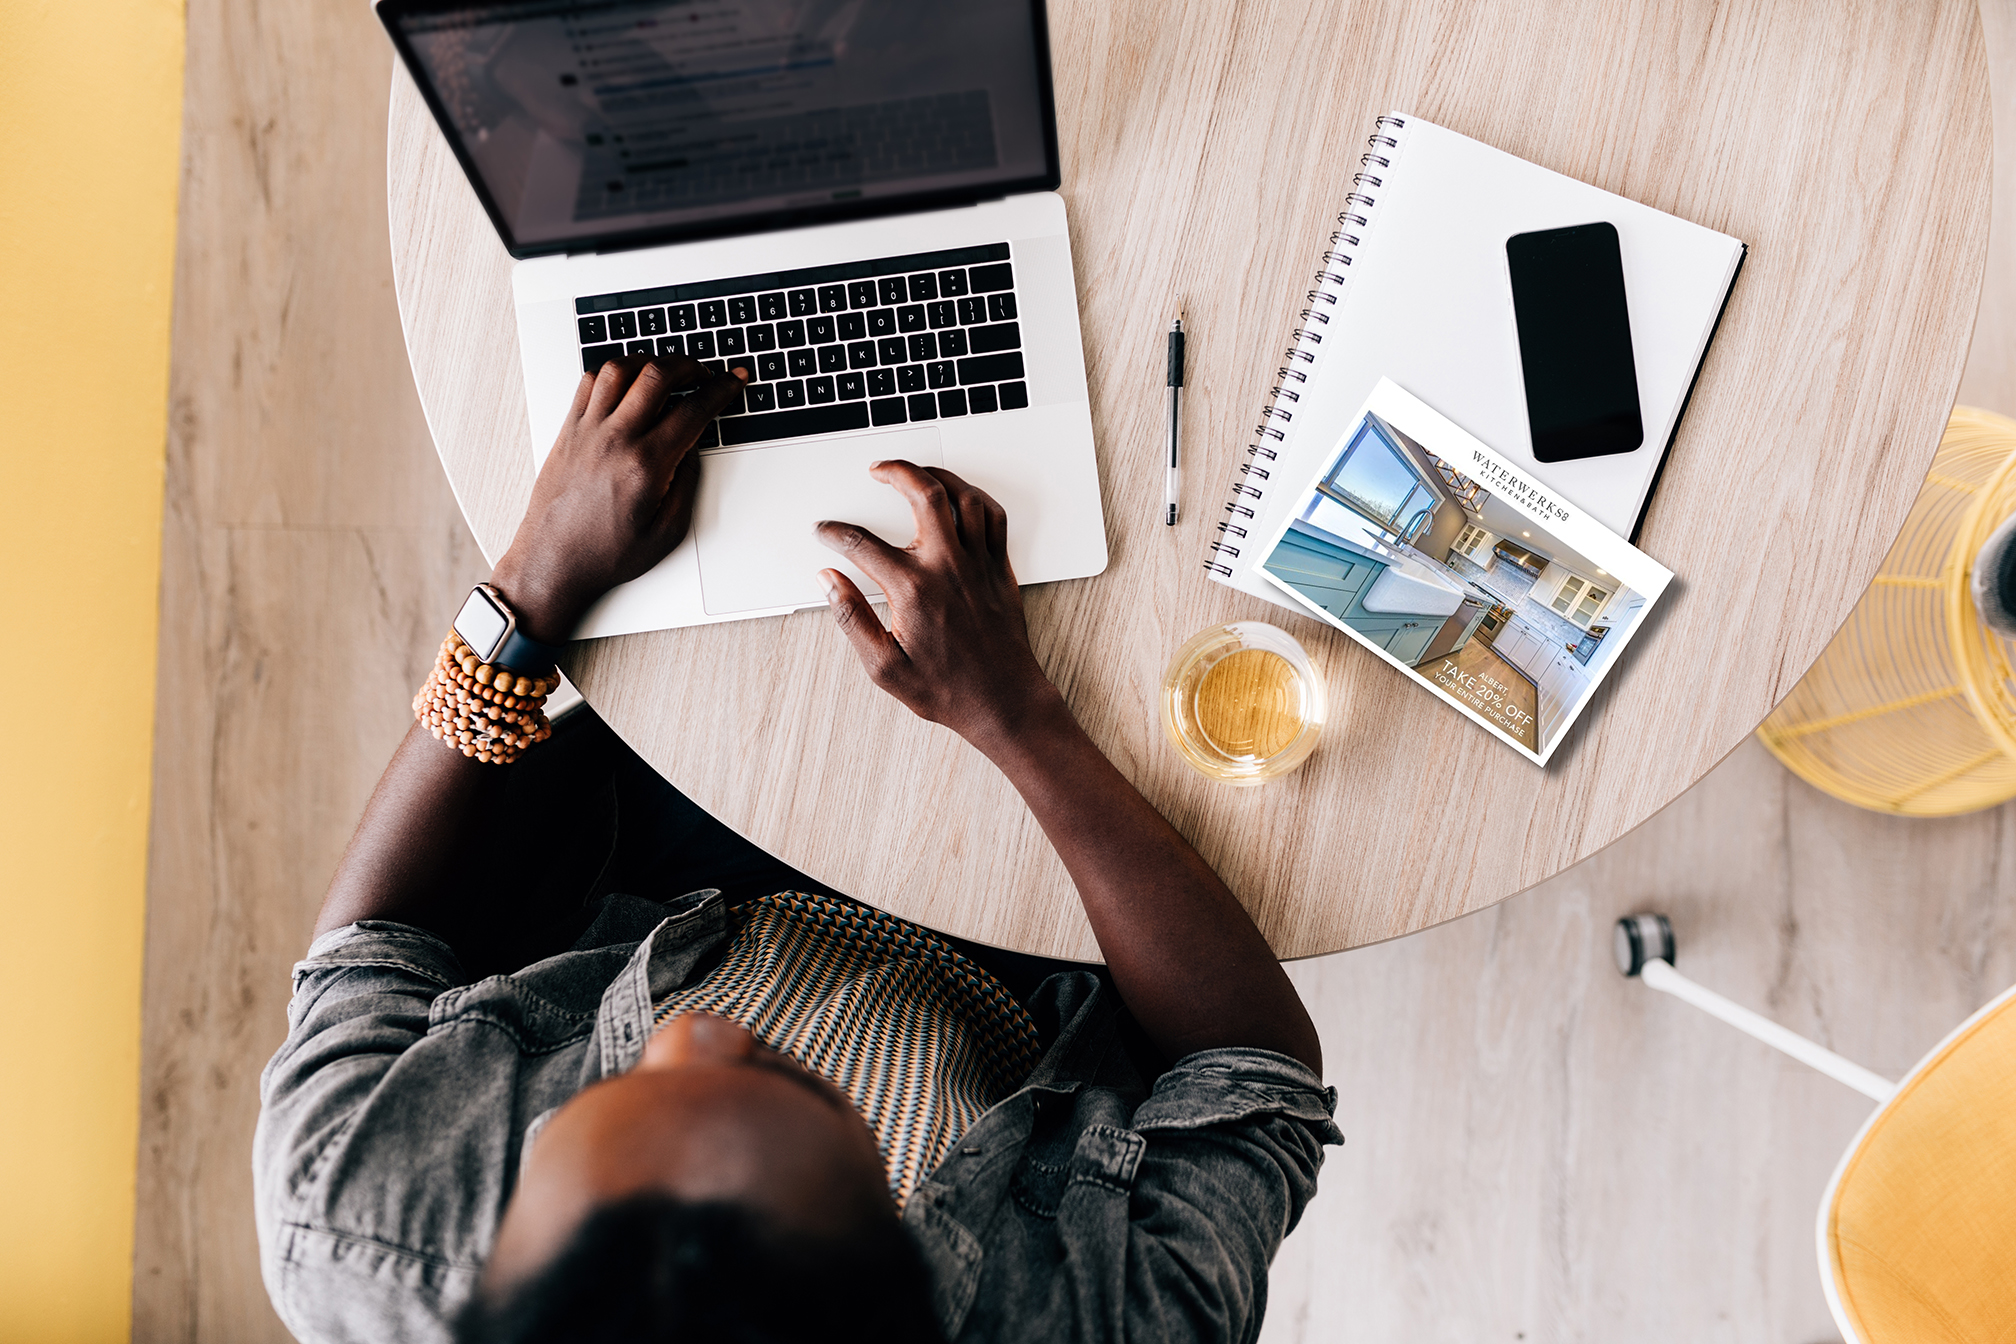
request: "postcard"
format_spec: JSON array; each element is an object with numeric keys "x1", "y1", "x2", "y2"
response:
[{"x1": 1251, "y1": 379, "x2": 1674, "y2": 765}]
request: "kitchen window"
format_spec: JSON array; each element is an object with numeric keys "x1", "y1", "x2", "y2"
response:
[
  {"x1": 1551, "y1": 573, "x2": 1612, "y2": 628},
  {"x1": 1313, "y1": 415, "x2": 1438, "y2": 538}
]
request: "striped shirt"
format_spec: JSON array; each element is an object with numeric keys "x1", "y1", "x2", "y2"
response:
[{"x1": 651, "y1": 892, "x2": 1042, "y2": 1206}]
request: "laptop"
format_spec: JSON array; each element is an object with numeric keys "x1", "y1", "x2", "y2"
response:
[{"x1": 379, "y1": 0, "x2": 1107, "y2": 638}]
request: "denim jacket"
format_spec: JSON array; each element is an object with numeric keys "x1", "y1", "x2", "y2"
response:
[{"x1": 254, "y1": 890, "x2": 1341, "y2": 1343}]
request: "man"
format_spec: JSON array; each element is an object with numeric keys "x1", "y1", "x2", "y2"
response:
[{"x1": 254, "y1": 354, "x2": 1340, "y2": 1343}]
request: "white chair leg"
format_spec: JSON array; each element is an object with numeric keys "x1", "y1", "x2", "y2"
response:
[{"x1": 1615, "y1": 914, "x2": 1897, "y2": 1103}]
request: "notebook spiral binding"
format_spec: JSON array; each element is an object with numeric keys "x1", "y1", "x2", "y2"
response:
[{"x1": 1203, "y1": 113, "x2": 1406, "y2": 578}]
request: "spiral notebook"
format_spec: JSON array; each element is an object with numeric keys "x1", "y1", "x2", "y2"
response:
[{"x1": 1205, "y1": 112, "x2": 1745, "y2": 602}]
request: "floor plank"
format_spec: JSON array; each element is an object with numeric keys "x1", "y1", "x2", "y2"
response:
[
  {"x1": 134, "y1": 1, "x2": 2016, "y2": 1339},
  {"x1": 131, "y1": 0, "x2": 485, "y2": 1336}
]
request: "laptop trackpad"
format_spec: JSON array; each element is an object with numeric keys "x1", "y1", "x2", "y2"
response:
[{"x1": 695, "y1": 427, "x2": 945, "y2": 616}]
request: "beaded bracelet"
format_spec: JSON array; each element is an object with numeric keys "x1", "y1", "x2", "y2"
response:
[{"x1": 412, "y1": 632, "x2": 558, "y2": 764}]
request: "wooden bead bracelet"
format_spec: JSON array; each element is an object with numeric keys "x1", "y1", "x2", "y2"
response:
[{"x1": 412, "y1": 632, "x2": 558, "y2": 764}]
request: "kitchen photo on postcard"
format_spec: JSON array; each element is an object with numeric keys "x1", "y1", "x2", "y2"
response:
[{"x1": 1253, "y1": 379, "x2": 1673, "y2": 765}]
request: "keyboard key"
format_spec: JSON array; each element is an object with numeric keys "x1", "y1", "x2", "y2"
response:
[
  {"x1": 582, "y1": 342, "x2": 624, "y2": 371},
  {"x1": 958, "y1": 352, "x2": 1024, "y2": 384},
  {"x1": 809, "y1": 315, "x2": 836, "y2": 343},
  {"x1": 968, "y1": 383, "x2": 999, "y2": 414},
  {"x1": 657, "y1": 335, "x2": 685, "y2": 357},
  {"x1": 898, "y1": 304, "x2": 926, "y2": 333},
  {"x1": 927, "y1": 301, "x2": 956, "y2": 329},
  {"x1": 747, "y1": 324, "x2": 776, "y2": 351},
  {"x1": 927, "y1": 360, "x2": 955, "y2": 389},
  {"x1": 969, "y1": 322, "x2": 1020, "y2": 354},
  {"x1": 838, "y1": 371, "x2": 866, "y2": 400},
  {"x1": 908, "y1": 272, "x2": 938, "y2": 302},
  {"x1": 818, "y1": 285, "x2": 847, "y2": 313},
  {"x1": 669, "y1": 304, "x2": 697, "y2": 331},
  {"x1": 998, "y1": 380, "x2": 1029, "y2": 409},
  {"x1": 697, "y1": 422, "x2": 719, "y2": 448},
  {"x1": 702, "y1": 360, "x2": 726, "y2": 375},
  {"x1": 759, "y1": 292, "x2": 788, "y2": 320},
  {"x1": 718, "y1": 382, "x2": 747, "y2": 414},
  {"x1": 897, "y1": 364, "x2": 926, "y2": 393},
  {"x1": 746, "y1": 383, "x2": 776, "y2": 412},
  {"x1": 868, "y1": 368, "x2": 897, "y2": 398},
  {"x1": 938, "y1": 328, "x2": 969, "y2": 358},
  {"x1": 609, "y1": 311, "x2": 638, "y2": 340},
  {"x1": 639, "y1": 307, "x2": 668, "y2": 336},
  {"x1": 878, "y1": 277, "x2": 907, "y2": 305},
  {"x1": 626, "y1": 340, "x2": 654, "y2": 357},
  {"x1": 987, "y1": 293, "x2": 1017, "y2": 322},
  {"x1": 848, "y1": 280, "x2": 877, "y2": 309},
  {"x1": 870, "y1": 396, "x2": 907, "y2": 427},
  {"x1": 776, "y1": 320, "x2": 806, "y2": 347},
  {"x1": 719, "y1": 402, "x2": 873, "y2": 447},
  {"x1": 938, "y1": 268, "x2": 968, "y2": 296},
  {"x1": 957, "y1": 296, "x2": 986, "y2": 325},
  {"x1": 788, "y1": 288, "x2": 816, "y2": 316},
  {"x1": 847, "y1": 341, "x2": 878, "y2": 369},
  {"x1": 877, "y1": 336, "x2": 907, "y2": 365},
  {"x1": 687, "y1": 330, "x2": 716, "y2": 359},
  {"x1": 757, "y1": 352, "x2": 787, "y2": 381},
  {"x1": 698, "y1": 300, "x2": 727, "y2": 327},
  {"x1": 776, "y1": 379, "x2": 807, "y2": 408},
  {"x1": 728, "y1": 296, "x2": 758, "y2": 324},
  {"x1": 968, "y1": 262, "x2": 1014, "y2": 292},
  {"x1": 726, "y1": 353, "x2": 756, "y2": 382},
  {"x1": 578, "y1": 315, "x2": 607, "y2": 343},
  {"x1": 817, "y1": 345, "x2": 847, "y2": 373},
  {"x1": 788, "y1": 349, "x2": 817, "y2": 377},
  {"x1": 807, "y1": 375, "x2": 836, "y2": 404},
  {"x1": 716, "y1": 327, "x2": 746, "y2": 356},
  {"x1": 908, "y1": 332, "x2": 938, "y2": 362},
  {"x1": 907, "y1": 392, "x2": 938, "y2": 421},
  {"x1": 938, "y1": 388, "x2": 968, "y2": 417},
  {"x1": 867, "y1": 308, "x2": 897, "y2": 338},
  {"x1": 838, "y1": 312, "x2": 867, "y2": 341}
]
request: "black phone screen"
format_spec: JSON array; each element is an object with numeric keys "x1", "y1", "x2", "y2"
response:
[{"x1": 1506, "y1": 222, "x2": 1643, "y2": 462}]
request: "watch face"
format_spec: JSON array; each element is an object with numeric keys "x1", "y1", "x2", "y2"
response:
[{"x1": 453, "y1": 589, "x2": 509, "y2": 661}]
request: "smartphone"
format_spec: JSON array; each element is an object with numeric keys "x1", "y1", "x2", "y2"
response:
[{"x1": 1506, "y1": 222, "x2": 1643, "y2": 462}]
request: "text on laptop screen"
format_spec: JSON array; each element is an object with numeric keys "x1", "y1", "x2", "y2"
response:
[{"x1": 388, "y1": 0, "x2": 1054, "y2": 254}]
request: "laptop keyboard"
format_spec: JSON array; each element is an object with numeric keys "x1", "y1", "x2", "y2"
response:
[{"x1": 575, "y1": 242, "x2": 1028, "y2": 449}]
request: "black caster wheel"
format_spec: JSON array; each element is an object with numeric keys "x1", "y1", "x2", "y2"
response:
[{"x1": 1613, "y1": 912, "x2": 1675, "y2": 977}]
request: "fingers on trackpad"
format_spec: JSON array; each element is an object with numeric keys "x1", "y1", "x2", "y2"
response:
[{"x1": 694, "y1": 427, "x2": 945, "y2": 616}]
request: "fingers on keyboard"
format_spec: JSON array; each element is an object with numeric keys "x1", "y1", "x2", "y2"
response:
[{"x1": 577, "y1": 250, "x2": 1029, "y2": 432}]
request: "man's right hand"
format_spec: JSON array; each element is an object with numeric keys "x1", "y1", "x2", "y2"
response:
[{"x1": 814, "y1": 460, "x2": 1062, "y2": 752}]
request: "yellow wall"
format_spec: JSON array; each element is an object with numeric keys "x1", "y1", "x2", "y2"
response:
[{"x1": 0, "y1": 0, "x2": 185, "y2": 1337}]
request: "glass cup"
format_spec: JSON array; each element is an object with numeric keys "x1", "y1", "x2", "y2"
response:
[{"x1": 1161, "y1": 621, "x2": 1326, "y2": 785}]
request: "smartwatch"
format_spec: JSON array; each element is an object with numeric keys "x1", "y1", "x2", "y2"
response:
[{"x1": 452, "y1": 583, "x2": 564, "y2": 674}]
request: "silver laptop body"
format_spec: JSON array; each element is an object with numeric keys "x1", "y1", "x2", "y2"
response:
[{"x1": 382, "y1": 0, "x2": 1106, "y2": 637}]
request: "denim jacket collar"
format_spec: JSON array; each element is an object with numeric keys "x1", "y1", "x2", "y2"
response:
[{"x1": 586, "y1": 889, "x2": 730, "y2": 1080}]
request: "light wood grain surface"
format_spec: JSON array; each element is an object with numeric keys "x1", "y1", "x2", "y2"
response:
[{"x1": 391, "y1": 0, "x2": 1993, "y2": 960}]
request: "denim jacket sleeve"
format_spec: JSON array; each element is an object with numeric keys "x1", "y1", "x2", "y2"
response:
[
  {"x1": 929, "y1": 1040, "x2": 1341, "y2": 1344},
  {"x1": 1108, "y1": 1049, "x2": 1342, "y2": 1344},
  {"x1": 253, "y1": 921, "x2": 479, "y2": 1344}
]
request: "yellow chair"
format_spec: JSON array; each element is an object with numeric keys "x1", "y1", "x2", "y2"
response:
[{"x1": 1614, "y1": 914, "x2": 2016, "y2": 1342}]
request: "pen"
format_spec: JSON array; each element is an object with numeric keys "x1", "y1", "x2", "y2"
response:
[{"x1": 1165, "y1": 312, "x2": 1185, "y2": 526}]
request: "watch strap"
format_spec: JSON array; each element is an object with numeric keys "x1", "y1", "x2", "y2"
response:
[{"x1": 492, "y1": 624, "x2": 564, "y2": 676}]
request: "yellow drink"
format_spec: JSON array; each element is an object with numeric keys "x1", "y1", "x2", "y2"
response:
[{"x1": 1162, "y1": 623, "x2": 1325, "y2": 784}]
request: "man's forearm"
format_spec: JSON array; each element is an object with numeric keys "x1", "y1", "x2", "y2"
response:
[
  {"x1": 973, "y1": 695, "x2": 1322, "y2": 1073},
  {"x1": 314, "y1": 723, "x2": 505, "y2": 937}
]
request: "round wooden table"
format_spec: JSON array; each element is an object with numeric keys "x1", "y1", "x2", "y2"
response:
[{"x1": 389, "y1": 0, "x2": 1991, "y2": 961}]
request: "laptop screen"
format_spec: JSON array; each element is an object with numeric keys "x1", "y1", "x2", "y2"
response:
[{"x1": 380, "y1": 0, "x2": 1058, "y2": 258}]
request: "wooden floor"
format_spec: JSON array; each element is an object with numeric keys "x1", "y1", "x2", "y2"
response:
[
  {"x1": 134, "y1": 2, "x2": 2016, "y2": 1341},
  {"x1": 1426, "y1": 637, "x2": 1539, "y2": 749}
]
